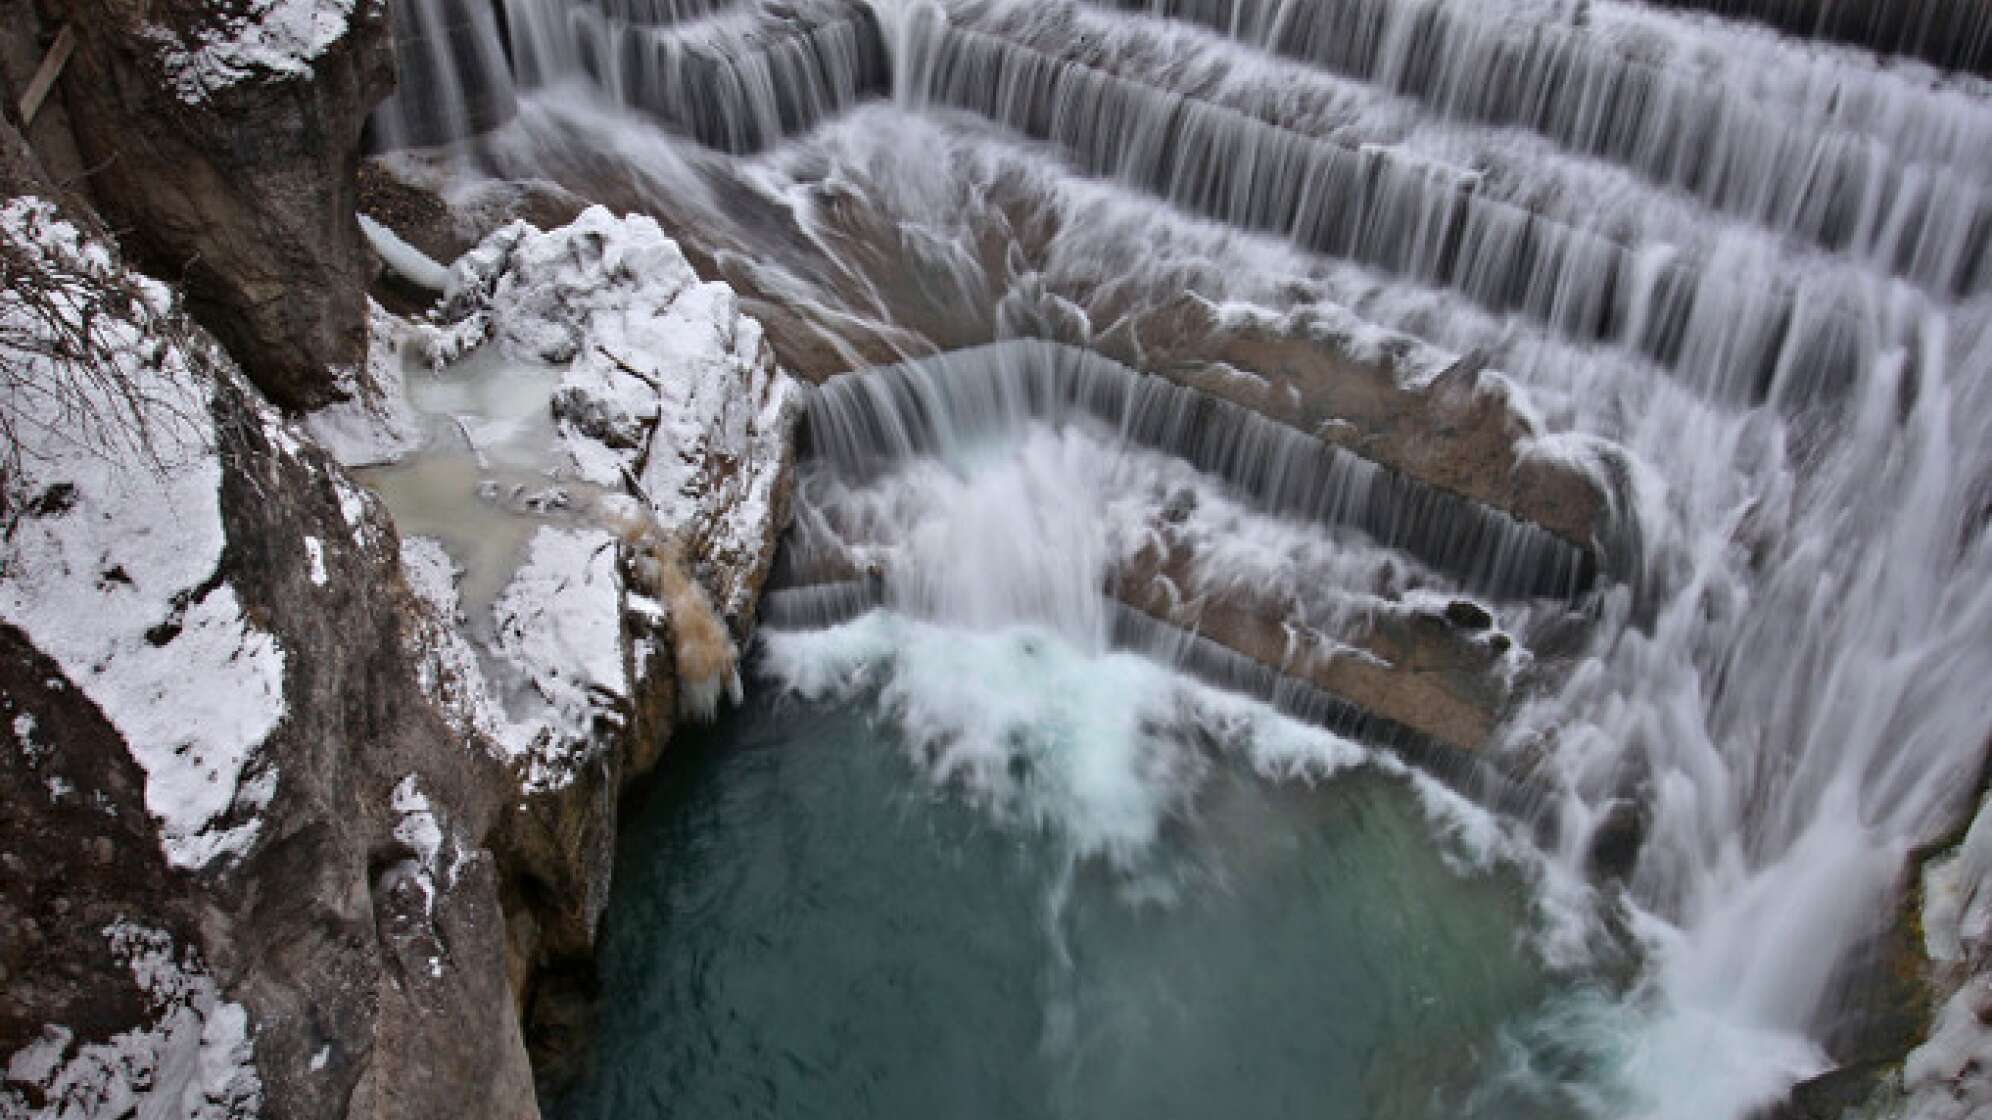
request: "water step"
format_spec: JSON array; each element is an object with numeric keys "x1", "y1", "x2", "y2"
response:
[
  {"x1": 799, "y1": 340, "x2": 1608, "y2": 599},
  {"x1": 1114, "y1": 534, "x2": 1511, "y2": 752},
  {"x1": 759, "y1": 571, "x2": 1529, "y2": 794},
  {"x1": 521, "y1": 0, "x2": 745, "y2": 27},
  {"x1": 1104, "y1": 298, "x2": 1633, "y2": 573},
  {"x1": 1088, "y1": 0, "x2": 1992, "y2": 296},
  {"x1": 1108, "y1": 601, "x2": 1542, "y2": 815},
  {"x1": 506, "y1": 0, "x2": 890, "y2": 151},
  {"x1": 1638, "y1": 0, "x2": 1992, "y2": 78},
  {"x1": 912, "y1": 8, "x2": 1911, "y2": 406}
]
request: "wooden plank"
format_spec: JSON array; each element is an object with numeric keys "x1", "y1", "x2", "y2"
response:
[{"x1": 18, "y1": 25, "x2": 75, "y2": 127}]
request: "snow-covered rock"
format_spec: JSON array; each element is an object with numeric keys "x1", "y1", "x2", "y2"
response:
[
  {"x1": 403, "y1": 528, "x2": 645, "y2": 795},
  {"x1": 0, "y1": 924, "x2": 261, "y2": 1120},
  {"x1": 490, "y1": 527, "x2": 628, "y2": 794},
  {"x1": 1, "y1": 142, "x2": 537, "y2": 1120},
  {"x1": 0, "y1": 195, "x2": 287, "y2": 873},
  {"x1": 1899, "y1": 790, "x2": 1992, "y2": 1119},
  {"x1": 493, "y1": 528, "x2": 626, "y2": 722},
  {"x1": 2, "y1": 156, "x2": 794, "y2": 1120},
  {"x1": 146, "y1": 0, "x2": 361, "y2": 104},
  {"x1": 305, "y1": 299, "x2": 425, "y2": 467},
  {"x1": 354, "y1": 207, "x2": 803, "y2": 1037},
  {"x1": 436, "y1": 205, "x2": 799, "y2": 622}
]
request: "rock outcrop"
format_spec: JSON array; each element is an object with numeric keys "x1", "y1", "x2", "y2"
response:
[
  {"x1": 50, "y1": 0, "x2": 395, "y2": 411},
  {"x1": 0, "y1": 134, "x2": 535, "y2": 1118},
  {"x1": 424, "y1": 205, "x2": 800, "y2": 632},
  {"x1": 325, "y1": 203, "x2": 799, "y2": 1081},
  {"x1": 0, "y1": 109, "x2": 796, "y2": 1119},
  {"x1": 1896, "y1": 778, "x2": 1992, "y2": 1118}
]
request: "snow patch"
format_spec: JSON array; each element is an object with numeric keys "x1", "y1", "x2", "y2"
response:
[
  {"x1": 0, "y1": 197, "x2": 286, "y2": 871},
  {"x1": 149, "y1": 0, "x2": 358, "y2": 104},
  {"x1": 390, "y1": 776, "x2": 444, "y2": 871},
  {"x1": 305, "y1": 300, "x2": 426, "y2": 468},
  {"x1": 489, "y1": 527, "x2": 627, "y2": 790},
  {"x1": 13, "y1": 713, "x2": 45, "y2": 765},
  {"x1": 492, "y1": 528, "x2": 627, "y2": 714},
  {"x1": 399, "y1": 537, "x2": 535, "y2": 758},
  {"x1": 4, "y1": 1028, "x2": 71, "y2": 1089},
  {"x1": 400, "y1": 535, "x2": 610, "y2": 793},
  {"x1": 0, "y1": 923, "x2": 261, "y2": 1119},
  {"x1": 303, "y1": 536, "x2": 327, "y2": 586},
  {"x1": 400, "y1": 527, "x2": 630, "y2": 794},
  {"x1": 389, "y1": 774, "x2": 451, "y2": 915}
]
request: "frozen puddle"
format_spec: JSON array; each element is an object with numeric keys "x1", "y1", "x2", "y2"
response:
[{"x1": 357, "y1": 341, "x2": 624, "y2": 616}]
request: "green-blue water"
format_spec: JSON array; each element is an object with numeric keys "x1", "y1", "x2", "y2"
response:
[{"x1": 551, "y1": 686, "x2": 1581, "y2": 1120}]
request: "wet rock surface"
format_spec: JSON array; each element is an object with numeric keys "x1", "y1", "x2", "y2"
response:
[
  {"x1": 50, "y1": 0, "x2": 395, "y2": 411},
  {"x1": 1115, "y1": 541, "x2": 1510, "y2": 753},
  {"x1": 1113, "y1": 296, "x2": 1618, "y2": 562}
]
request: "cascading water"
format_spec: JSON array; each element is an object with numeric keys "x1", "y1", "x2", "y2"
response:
[
  {"x1": 794, "y1": 341, "x2": 1596, "y2": 598},
  {"x1": 1096, "y1": 0, "x2": 1992, "y2": 296},
  {"x1": 1636, "y1": 0, "x2": 1992, "y2": 77},
  {"x1": 372, "y1": 0, "x2": 1992, "y2": 1115},
  {"x1": 501, "y1": 0, "x2": 889, "y2": 150},
  {"x1": 899, "y1": 0, "x2": 1951, "y2": 408},
  {"x1": 372, "y1": 0, "x2": 519, "y2": 148}
]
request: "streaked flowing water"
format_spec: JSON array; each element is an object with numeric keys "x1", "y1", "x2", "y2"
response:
[
  {"x1": 373, "y1": 0, "x2": 519, "y2": 148},
  {"x1": 503, "y1": 0, "x2": 889, "y2": 151},
  {"x1": 376, "y1": 1, "x2": 1992, "y2": 1116}
]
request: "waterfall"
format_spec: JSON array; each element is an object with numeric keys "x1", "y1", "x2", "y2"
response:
[
  {"x1": 372, "y1": 0, "x2": 519, "y2": 149},
  {"x1": 1640, "y1": 0, "x2": 1992, "y2": 77},
  {"x1": 380, "y1": 0, "x2": 1992, "y2": 1114},
  {"x1": 500, "y1": 0, "x2": 889, "y2": 151},
  {"x1": 1095, "y1": 0, "x2": 1992, "y2": 297},
  {"x1": 893, "y1": 0, "x2": 1950, "y2": 407},
  {"x1": 799, "y1": 341, "x2": 1597, "y2": 598}
]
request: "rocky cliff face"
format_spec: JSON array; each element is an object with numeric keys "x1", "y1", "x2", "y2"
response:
[
  {"x1": 367, "y1": 205, "x2": 800, "y2": 1079},
  {"x1": 52, "y1": 0, "x2": 395, "y2": 411},
  {"x1": 0, "y1": 79, "x2": 796, "y2": 1117},
  {"x1": 0, "y1": 120, "x2": 540, "y2": 1119}
]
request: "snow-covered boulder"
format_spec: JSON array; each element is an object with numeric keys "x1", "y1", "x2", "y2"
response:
[
  {"x1": 344, "y1": 208, "x2": 803, "y2": 1076},
  {"x1": 436, "y1": 205, "x2": 800, "y2": 625}
]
